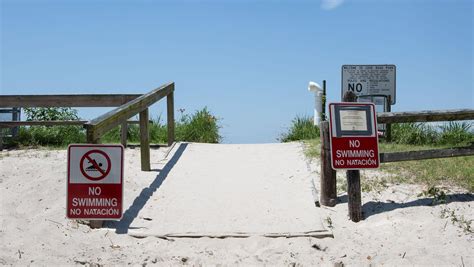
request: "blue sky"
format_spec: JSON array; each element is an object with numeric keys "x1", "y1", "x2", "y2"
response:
[{"x1": 1, "y1": 0, "x2": 473, "y2": 143}]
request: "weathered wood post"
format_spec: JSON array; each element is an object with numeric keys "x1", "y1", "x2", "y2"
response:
[
  {"x1": 167, "y1": 89, "x2": 175, "y2": 146},
  {"x1": 321, "y1": 80, "x2": 327, "y2": 122},
  {"x1": 385, "y1": 95, "x2": 392, "y2": 142},
  {"x1": 320, "y1": 121, "x2": 337, "y2": 206},
  {"x1": 140, "y1": 108, "x2": 151, "y2": 171},
  {"x1": 343, "y1": 91, "x2": 362, "y2": 222},
  {"x1": 86, "y1": 128, "x2": 104, "y2": 229},
  {"x1": 120, "y1": 121, "x2": 127, "y2": 148}
]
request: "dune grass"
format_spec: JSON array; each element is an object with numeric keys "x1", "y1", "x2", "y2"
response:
[{"x1": 279, "y1": 115, "x2": 319, "y2": 142}]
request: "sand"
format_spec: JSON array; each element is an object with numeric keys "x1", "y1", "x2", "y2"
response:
[{"x1": 0, "y1": 142, "x2": 473, "y2": 265}]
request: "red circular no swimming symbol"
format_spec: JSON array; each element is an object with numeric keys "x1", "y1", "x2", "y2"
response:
[{"x1": 80, "y1": 150, "x2": 112, "y2": 181}]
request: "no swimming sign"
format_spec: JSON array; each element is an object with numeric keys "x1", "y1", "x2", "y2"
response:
[{"x1": 67, "y1": 144, "x2": 124, "y2": 220}]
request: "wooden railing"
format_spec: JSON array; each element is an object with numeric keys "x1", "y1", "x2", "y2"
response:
[
  {"x1": 0, "y1": 94, "x2": 141, "y2": 107},
  {"x1": 377, "y1": 109, "x2": 474, "y2": 163},
  {"x1": 0, "y1": 82, "x2": 175, "y2": 171},
  {"x1": 84, "y1": 82, "x2": 175, "y2": 171}
]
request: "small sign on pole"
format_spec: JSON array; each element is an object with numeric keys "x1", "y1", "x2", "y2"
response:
[
  {"x1": 329, "y1": 102, "x2": 380, "y2": 170},
  {"x1": 341, "y1": 65, "x2": 396, "y2": 105},
  {"x1": 67, "y1": 144, "x2": 124, "y2": 220}
]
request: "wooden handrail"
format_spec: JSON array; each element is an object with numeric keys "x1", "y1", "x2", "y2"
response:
[
  {"x1": 0, "y1": 94, "x2": 141, "y2": 107},
  {"x1": 84, "y1": 82, "x2": 174, "y2": 142},
  {"x1": 377, "y1": 109, "x2": 474, "y2": 124},
  {"x1": 0, "y1": 120, "x2": 149, "y2": 127},
  {"x1": 380, "y1": 145, "x2": 474, "y2": 163}
]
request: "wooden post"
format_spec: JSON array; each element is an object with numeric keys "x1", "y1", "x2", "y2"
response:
[
  {"x1": 320, "y1": 121, "x2": 337, "y2": 206},
  {"x1": 140, "y1": 108, "x2": 151, "y2": 171},
  {"x1": 167, "y1": 91, "x2": 175, "y2": 146},
  {"x1": 347, "y1": 169, "x2": 362, "y2": 222},
  {"x1": 86, "y1": 129, "x2": 103, "y2": 229},
  {"x1": 321, "y1": 80, "x2": 327, "y2": 122},
  {"x1": 12, "y1": 108, "x2": 20, "y2": 138},
  {"x1": 385, "y1": 95, "x2": 392, "y2": 142},
  {"x1": 343, "y1": 91, "x2": 362, "y2": 222},
  {"x1": 120, "y1": 121, "x2": 127, "y2": 148},
  {"x1": 0, "y1": 127, "x2": 3, "y2": 151}
]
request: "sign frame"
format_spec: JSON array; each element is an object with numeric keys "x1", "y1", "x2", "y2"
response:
[
  {"x1": 341, "y1": 64, "x2": 396, "y2": 105},
  {"x1": 66, "y1": 144, "x2": 124, "y2": 220},
  {"x1": 329, "y1": 102, "x2": 380, "y2": 170}
]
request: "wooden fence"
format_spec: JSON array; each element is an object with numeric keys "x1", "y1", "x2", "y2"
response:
[
  {"x1": 320, "y1": 106, "x2": 474, "y2": 221},
  {"x1": 0, "y1": 82, "x2": 175, "y2": 171}
]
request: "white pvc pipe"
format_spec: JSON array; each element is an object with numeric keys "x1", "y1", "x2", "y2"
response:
[{"x1": 308, "y1": 81, "x2": 323, "y2": 126}]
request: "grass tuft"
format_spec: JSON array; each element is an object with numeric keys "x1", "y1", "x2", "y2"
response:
[{"x1": 279, "y1": 115, "x2": 320, "y2": 142}]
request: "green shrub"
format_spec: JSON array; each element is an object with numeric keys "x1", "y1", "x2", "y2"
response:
[
  {"x1": 279, "y1": 115, "x2": 320, "y2": 142},
  {"x1": 11, "y1": 107, "x2": 85, "y2": 147},
  {"x1": 17, "y1": 125, "x2": 86, "y2": 146},
  {"x1": 24, "y1": 107, "x2": 79, "y2": 121}
]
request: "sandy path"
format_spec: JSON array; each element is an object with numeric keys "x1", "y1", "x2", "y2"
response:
[
  {"x1": 0, "y1": 143, "x2": 473, "y2": 265},
  {"x1": 123, "y1": 142, "x2": 328, "y2": 237}
]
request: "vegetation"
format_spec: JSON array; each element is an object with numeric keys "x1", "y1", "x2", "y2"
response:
[
  {"x1": 379, "y1": 143, "x2": 474, "y2": 192},
  {"x1": 102, "y1": 107, "x2": 221, "y2": 144},
  {"x1": 391, "y1": 122, "x2": 473, "y2": 146},
  {"x1": 295, "y1": 118, "x2": 474, "y2": 192},
  {"x1": 279, "y1": 115, "x2": 320, "y2": 142},
  {"x1": 16, "y1": 107, "x2": 85, "y2": 146},
  {"x1": 8, "y1": 107, "x2": 221, "y2": 147}
]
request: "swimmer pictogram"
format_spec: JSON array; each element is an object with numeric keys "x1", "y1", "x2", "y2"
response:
[{"x1": 79, "y1": 150, "x2": 111, "y2": 181}]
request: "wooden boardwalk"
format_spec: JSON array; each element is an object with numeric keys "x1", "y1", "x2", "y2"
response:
[{"x1": 120, "y1": 142, "x2": 331, "y2": 238}]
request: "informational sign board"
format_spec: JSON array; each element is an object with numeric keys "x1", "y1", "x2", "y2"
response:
[
  {"x1": 341, "y1": 65, "x2": 396, "y2": 105},
  {"x1": 67, "y1": 144, "x2": 124, "y2": 220},
  {"x1": 329, "y1": 103, "x2": 379, "y2": 170}
]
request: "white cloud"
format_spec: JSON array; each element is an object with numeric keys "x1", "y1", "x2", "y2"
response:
[{"x1": 321, "y1": 0, "x2": 345, "y2": 10}]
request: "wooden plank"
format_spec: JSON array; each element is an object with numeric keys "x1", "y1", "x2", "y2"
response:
[
  {"x1": 167, "y1": 90, "x2": 175, "y2": 146},
  {"x1": 129, "y1": 231, "x2": 333, "y2": 239},
  {"x1": 84, "y1": 82, "x2": 174, "y2": 141},
  {"x1": 0, "y1": 94, "x2": 141, "y2": 107},
  {"x1": 0, "y1": 120, "x2": 145, "y2": 127},
  {"x1": 377, "y1": 109, "x2": 474, "y2": 124},
  {"x1": 140, "y1": 108, "x2": 150, "y2": 171},
  {"x1": 380, "y1": 146, "x2": 474, "y2": 163},
  {"x1": 0, "y1": 121, "x2": 87, "y2": 127},
  {"x1": 319, "y1": 121, "x2": 336, "y2": 207}
]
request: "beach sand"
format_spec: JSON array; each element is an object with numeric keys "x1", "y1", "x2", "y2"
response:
[{"x1": 0, "y1": 143, "x2": 472, "y2": 265}]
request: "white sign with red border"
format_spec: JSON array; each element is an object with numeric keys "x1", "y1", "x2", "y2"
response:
[
  {"x1": 67, "y1": 144, "x2": 124, "y2": 220},
  {"x1": 329, "y1": 102, "x2": 380, "y2": 170}
]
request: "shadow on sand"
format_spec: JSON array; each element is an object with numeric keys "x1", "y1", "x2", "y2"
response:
[
  {"x1": 337, "y1": 193, "x2": 473, "y2": 219},
  {"x1": 109, "y1": 143, "x2": 188, "y2": 234}
]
